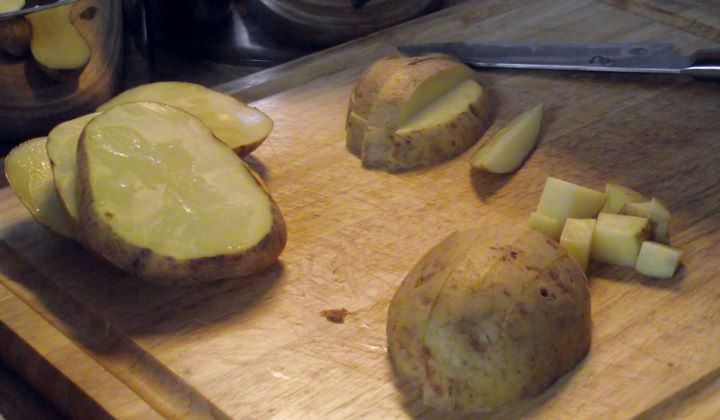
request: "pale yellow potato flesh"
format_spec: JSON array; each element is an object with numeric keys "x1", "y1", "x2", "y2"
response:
[
  {"x1": 98, "y1": 82, "x2": 273, "y2": 156},
  {"x1": 591, "y1": 213, "x2": 650, "y2": 267},
  {"x1": 388, "y1": 225, "x2": 590, "y2": 412},
  {"x1": 621, "y1": 198, "x2": 671, "y2": 243},
  {"x1": 528, "y1": 211, "x2": 563, "y2": 240},
  {"x1": 560, "y1": 218, "x2": 595, "y2": 271},
  {"x1": 27, "y1": 5, "x2": 90, "y2": 70},
  {"x1": 536, "y1": 177, "x2": 606, "y2": 225},
  {"x1": 4, "y1": 137, "x2": 74, "y2": 239},
  {"x1": 46, "y1": 112, "x2": 101, "y2": 222},
  {"x1": 0, "y1": 0, "x2": 25, "y2": 14},
  {"x1": 635, "y1": 241, "x2": 682, "y2": 279},
  {"x1": 77, "y1": 102, "x2": 286, "y2": 284},
  {"x1": 471, "y1": 103, "x2": 543, "y2": 174},
  {"x1": 345, "y1": 111, "x2": 368, "y2": 157},
  {"x1": 600, "y1": 183, "x2": 648, "y2": 213}
]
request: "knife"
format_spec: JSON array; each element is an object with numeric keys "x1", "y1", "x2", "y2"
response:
[
  {"x1": 397, "y1": 43, "x2": 720, "y2": 79},
  {"x1": 0, "y1": 0, "x2": 78, "y2": 20}
]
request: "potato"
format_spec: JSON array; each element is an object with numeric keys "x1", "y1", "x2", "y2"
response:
[
  {"x1": 4, "y1": 137, "x2": 74, "y2": 239},
  {"x1": 560, "y1": 218, "x2": 595, "y2": 271},
  {"x1": 600, "y1": 183, "x2": 647, "y2": 214},
  {"x1": 346, "y1": 55, "x2": 489, "y2": 172},
  {"x1": 0, "y1": 0, "x2": 24, "y2": 13},
  {"x1": 528, "y1": 211, "x2": 563, "y2": 240},
  {"x1": 536, "y1": 177, "x2": 606, "y2": 225},
  {"x1": 635, "y1": 241, "x2": 682, "y2": 279},
  {"x1": 591, "y1": 213, "x2": 650, "y2": 267},
  {"x1": 98, "y1": 82, "x2": 274, "y2": 156},
  {"x1": 46, "y1": 112, "x2": 101, "y2": 222},
  {"x1": 26, "y1": 5, "x2": 90, "y2": 80},
  {"x1": 387, "y1": 224, "x2": 591, "y2": 412},
  {"x1": 471, "y1": 104, "x2": 543, "y2": 174},
  {"x1": 620, "y1": 198, "x2": 671, "y2": 243},
  {"x1": 76, "y1": 102, "x2": 286, "y2": 285}
]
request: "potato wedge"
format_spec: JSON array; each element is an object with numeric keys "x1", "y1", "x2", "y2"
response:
[
  {"x1": 76, "y1": 102, "x2": 286, "y2": 285},
  {"x1": 98, "y1": 82, "x2": 273, "y2": 156},
  {"x1": 46, "y1": 112, "x2": 101, "y2": 222},
  {"x1": 471, "y1": 104, "x2": 543, "y2": 174},
  {"x1": 4, "y1": 137, "x2": 74, "y2": 239},
  {"x1": 388, "y1": 224, "x2": 590, "y2": 412}
]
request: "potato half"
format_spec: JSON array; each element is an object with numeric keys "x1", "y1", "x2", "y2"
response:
[
  {"x1": 387, "y1": 225, "x2": 591, "y2": 412},
  {"x1": 347, "y1": 55, "x2": 489, "y2": 172},
  {"x1": 76, "y1": 102, "x2": 286, "y2": 285},
  {"x1": 98, "y1": 82, "x2": 274, "y2": 156},
  {"x1": 4, "y1": 137, "x2": 74, "y2": 239}
]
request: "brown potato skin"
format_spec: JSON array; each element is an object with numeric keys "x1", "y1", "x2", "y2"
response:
[
  {"x1": 387, "y1": 225, "x2": 591, "y2": 412},
  {"x1": 75, "y1": 128, "x2": 287, "y2": 287}
]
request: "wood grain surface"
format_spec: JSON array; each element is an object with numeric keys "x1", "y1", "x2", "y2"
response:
[
  {"x1": 0, "y1": 0, "x2": 123, "y2": 147},
  {"x1": 2, "y1": 0, "x2": 720, "y2": 418}
]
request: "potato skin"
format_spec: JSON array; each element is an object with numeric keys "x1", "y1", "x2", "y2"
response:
[
  {"x1": 75, "y1": 130, "x2": 287, "y2": 287},
  {"x1": 387, "y1": 225, "x2": 591, "y2": 412}
]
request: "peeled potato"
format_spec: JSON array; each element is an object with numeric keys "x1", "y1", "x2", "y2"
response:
[
  {"x1": 98, "y1": 82, "x2": 274, "y2": 156},
  {"x1": 388, "y1": 224, "x2": 591, "y2": 412},
  {"x1": 76, "y1": 102, "x2": 286, "y2": 285},
  {"x1": 4, "y1": 137, "x2": 74, "y2": 239}
]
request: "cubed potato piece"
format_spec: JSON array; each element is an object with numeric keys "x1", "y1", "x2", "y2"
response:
[
  {"x1": 601, "y1": 183, "x2": 648, "y2": 213},
  {"x1": 635, "y1": 241, "x2": 682, "y2": 279},
  {"x1": 560, "y1": 218, "x2": 595, "y2": 271},
  {"x1": 591, "y1": 213, "x2": 650, "y2": 267},
  {"x1": 620, "y1": 198, "x2": 671, "y2": 243},
  {"x1": 536, "y1": 177, "x2": 606, "y2": 224},
  {"x1": 471, "y1": 104, "x2": 543, "y2": 174},
  {"x1": 528, "y1": 211, "x2": 563, "y2": 240}
]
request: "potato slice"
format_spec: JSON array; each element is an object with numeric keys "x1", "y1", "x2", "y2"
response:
[
  {"x1": 591, "y1": 213, "x2": 650, "y2": 267},
  {"x1": 4, "y1": 137, "x2": 74, "y2": 239},
  {"x1": 560, "y1": 218, "x2": 595, "y2": 271},
  {"x1": 536, "y1": 177, "x2": 606, "y2": 225},
  {"x1": 26, "y1": 4, "x2": 90, "y2": 78},
  {"x1": 388, "y1": 225, "x2": 590, "y2": 412},
  {"x1": 98, "y1": 82, "x2": 273, "y2": 156},
  {"x1": 620, "y1": 198, "x2": 671, "y2": 243},
  {"x1": 600, "y1": 183, "x2": 648, "y2": 214},
  {"x1": 471, "y1": 104, "x2": 543, "y2": 174},
  {"x1": 389, "y1": 78, "x2": 489, "y2": 171},
  {"x1": 46, "y1": 112, "x2": 101, "y2": 222},
  {"x1": 635, "y1": 241, "x2": 682, "y2": 279},
  {"x1": 76, "y1": 102, "x2": 286, "y2": 285},
  {"x1": 528, "y1": 211, "x2": 563, "y2": 240},
  {"x1": 0, "y1": 0, "x2": 25, "y2": 13}
]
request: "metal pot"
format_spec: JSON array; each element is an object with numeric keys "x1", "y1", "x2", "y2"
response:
[{"x1": 246, "y1": 0, "x2": 434, "y2": 47}]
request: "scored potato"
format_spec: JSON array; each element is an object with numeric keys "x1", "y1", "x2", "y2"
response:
[
  {"x1": 98, "y1": 82, "x2": 273, "y2": 156},
  {"x1": 46, "y1": 112, "x2": 101, "y2": 222},
  {"x1": 388, "y1": 224, "x2": 591, "y2": 412},
  {"x1": 76, "y1": 102, "x2": 286, "y2": 285},
  {"x1": 4, "y1": 137, "x2": 74, "y2": 239}
]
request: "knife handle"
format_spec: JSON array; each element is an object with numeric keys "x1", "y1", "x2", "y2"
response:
[{"x1": 682, "y1": 48, "x2": 720, "y2": 80}]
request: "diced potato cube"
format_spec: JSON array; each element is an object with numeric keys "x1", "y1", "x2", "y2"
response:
[
  {"x1": 621, "y1": 198, "x2": 671, "y2": 243},
  {"x1": 591, "y1": 213, "x2": 650, "y2": 267},
  {"x1": 601, "y1": 183, "x2": 648, "y2": 213},
  {"x1": 536, "y1": 177, "x2": 607, "y2": 224},
  {"x1": 560, "y1": 218, "x2": 595, "y2": 271},
  {"x1": 635, "y1": 241, "x2": 682, "y2": 279},
  {"x1": 528, "y1": 211, "x2": 563, "y2": 240}
]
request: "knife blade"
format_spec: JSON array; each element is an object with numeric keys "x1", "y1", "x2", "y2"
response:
[{"x1": 397, "y1": 42, "x2": 720, "y2": 79}]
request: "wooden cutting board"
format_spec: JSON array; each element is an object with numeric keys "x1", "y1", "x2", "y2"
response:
[{"x1": 2, "y1": 0, "x2": 720, "y2": 418}]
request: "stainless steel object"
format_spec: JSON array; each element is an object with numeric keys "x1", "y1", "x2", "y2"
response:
[
  {"x1": 398, "y1": 42, "x2": 720, "y2": 79},
  {"x1": 0, "y1": 0, "x2": 78, "y2": 20}
]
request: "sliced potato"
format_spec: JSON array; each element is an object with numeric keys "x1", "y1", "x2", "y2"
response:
[
  {"x1": 635, "y1": 241, "x2": 682, "y2": 279},
  {"x1": 26, "y1": 4, "x2": 90, "y2": 78},
  {"x1": 98, "y1": 82, "x2": 273, "y2": 156},
  {"x1": 528, "y1": 211, "x2": 563, "y2": 240},
  {"x1": 601, "y1": 183, "x2": 648, "y2": 214},
  {"x1": 46, "y1": 112, "x2": 101, "y2": 222},
  {"x1": 4, "y1": 137, "x2": 74, "y2": 238},
  {"x1": 560, "y1": 218, "x2": 595, "y2": 271},
  {"x1": 76, "y1": 102, "x2": 286, "y2": 285},
  {"x1": 591, "y1": 213, "x2": 650, "y2": 267},
  {"x1": 620, "y1": 198, "x2": 671, "y2": 243},
  {"x1": 471, "y1": 104, "x2": 543, "y2": 174},
  {"x1": 388, "y1": 225, "x2": 590, "y2": 412},
  {"x1": 536, "y1": 177, "x2": 606, "y2": 224},
  {"x1": 0, "y1": 0, "x2": 25, "y2": 13}
]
